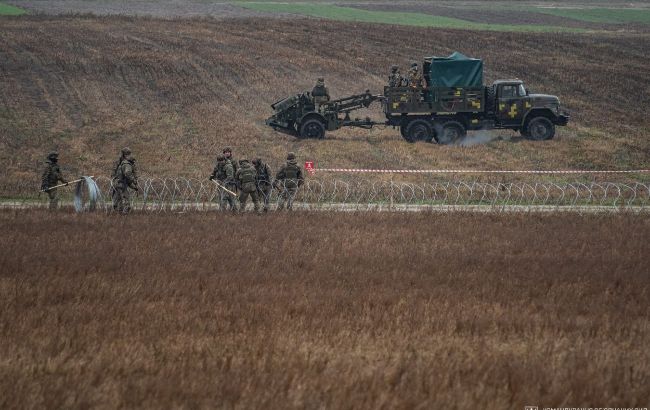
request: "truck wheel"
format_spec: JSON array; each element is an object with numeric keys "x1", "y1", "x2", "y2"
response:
[
  {"x1": 404, "y1": 119, "x2": 433, "y2": 143},
  {"x1": 525, "y1": 117, "x2": 555, "y2": 141},
  {"x1": 299, "y1": 119, "x2": 325, "y2": 139},
  {"x1": 436, "y1": 121, "x2": 466, "y2": 145}
]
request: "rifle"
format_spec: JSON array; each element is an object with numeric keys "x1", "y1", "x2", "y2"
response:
[{"x1": 41, "y1": 177, "x2": 93, "y2": 192}]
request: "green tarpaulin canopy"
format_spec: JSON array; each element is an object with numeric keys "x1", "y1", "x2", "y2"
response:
[{"x1": 425, "y1": 52, "x2": 483, "y2": 88}]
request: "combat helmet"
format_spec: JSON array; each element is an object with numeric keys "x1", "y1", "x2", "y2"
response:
[
  {"x1": 47, "y1": 151, "x2": 59, "y2": 161},
  {"x1": 223, "y1": 146, "x2": 232, "y2": 154},
  {"x1": 316, "y1": 77, "x2": 325, "y2": 85},
  {"x1": 216, "y1": 154, "x2": 225, "y2": 162},
  {"x1": 391, "y1": 65, "x2": 399, "y2": 72},
  {"x1": 287, "y1": 152, "x2": 296, "y2": 160}
]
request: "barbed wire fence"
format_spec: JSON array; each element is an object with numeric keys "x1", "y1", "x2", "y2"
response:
[{"x1": 2, "y1": 172, "x2": 649, "y2": 212}]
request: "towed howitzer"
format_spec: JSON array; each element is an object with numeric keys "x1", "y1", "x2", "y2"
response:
[{"x1": 266, "y1": 90, "x2": 384, "y2": 139}]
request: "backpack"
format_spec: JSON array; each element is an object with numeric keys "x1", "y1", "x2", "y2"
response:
[
  {"x1": 215, "y1": 162, "x2": 227, "y2": 181},
  {"x1": 240, "y1": 164, "x2": 256, "y2": 184},
  {"x1": 283, "y1": 163, "x2": 300, "y2": 188}
]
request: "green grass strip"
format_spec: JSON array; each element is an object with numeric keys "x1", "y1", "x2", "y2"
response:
[
  {"x1": 237, "y1": 2, "x2": 585, "y2": 33},
  {"x1": 0, "y1": 2, "x2": 26, "y2": 15},
  {"x1": 535, "y1": 7, "x2": 650, "y2": 24}
]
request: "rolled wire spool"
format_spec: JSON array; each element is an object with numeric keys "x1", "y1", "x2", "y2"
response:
[{"x1": 74, "y1": 176, "x2": 102, "y2": 212}]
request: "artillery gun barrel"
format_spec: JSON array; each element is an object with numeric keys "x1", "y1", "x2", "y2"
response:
[{"x1": 322, "y1": 92, "x2": 383, "y2": 114}]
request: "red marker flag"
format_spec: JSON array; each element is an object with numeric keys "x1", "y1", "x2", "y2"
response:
[{"x1": 304, "y1": 161, "x2": 315, "y2": 175}]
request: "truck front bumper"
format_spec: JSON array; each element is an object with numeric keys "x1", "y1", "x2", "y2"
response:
[{"x1": 555, "y1": 113, "x2": 570, "y2": 126}]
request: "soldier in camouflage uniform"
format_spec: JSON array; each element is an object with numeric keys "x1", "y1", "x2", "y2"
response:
[
  {"x1": 274, "y1": 152, "x2": 304, "y2": 211},
  {"x1": 112, "y1": 147, "x2": 139, "y2": 214},
  {"x1": 223, "y1": 147, "x2": 238, "y2": 174},
  {"x1": 235, "y1": 159, "x2": 260, "y2": 213},
  {"x1": 407, "y1": 62, "x2": 423, "y2": 88},
  {"x1": 388, "y1": 65, "x2": 402, "y2": 87},
  {"x1": 223, "y1": 146, "x2": 239, "y2": 198},
  {"x1": 252, "y1": 157, "x2": 273, "y2": 212},
  {"x1": 41, "y1": 152, "x2": 68, "y2": 210},
  {"x1": 311, "y1": 77, "x2": 330, "y2": 105},
  {"x1": 209, "y1": 154, "x2": 237, "y2": 211}
]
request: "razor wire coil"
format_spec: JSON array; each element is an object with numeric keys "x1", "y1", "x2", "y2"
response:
[{"x1": 3, "y1": 176, "x2": 650, "y2": 212}]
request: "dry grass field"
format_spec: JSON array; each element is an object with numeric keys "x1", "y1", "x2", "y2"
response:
[
  {"x1": 0, "y1": 211, "x2": 648, "y2": 408},
  {"x1": 1, "y1": 15, "x2": 649, "y2": 186}
]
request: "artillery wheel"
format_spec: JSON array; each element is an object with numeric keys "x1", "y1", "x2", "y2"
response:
[
  {"x1": 525, "y1": 117, "x2": 555, "y2": 141},
  {"x1": 299, "y1": 119, "x2": 326, "y2": 139},
  {"x1": 435, "y1": 121, "x2": 466, "y2": 145},
  {"x1": 403, "y1": 119, "x2": 433, "y2": 143}
]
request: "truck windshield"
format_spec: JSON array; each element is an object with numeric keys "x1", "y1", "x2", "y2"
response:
[{"x1": 518, "y1": 84, "x2": 526, "y2": 96}]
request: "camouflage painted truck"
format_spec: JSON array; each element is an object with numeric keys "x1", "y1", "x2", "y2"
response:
[{"x1": 266, "y1": 52, "x2": 569, "y2": 144}]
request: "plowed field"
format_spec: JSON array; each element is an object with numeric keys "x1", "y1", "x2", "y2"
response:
[{"x1": 1, "y1": 15, "x2": 648, "y2": 184}]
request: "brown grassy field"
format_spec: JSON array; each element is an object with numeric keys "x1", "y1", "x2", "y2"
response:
[
  {"x1": 1, "y1": 16, "x2": 649, "y2": 187},
  {"x1": 0, "y1": 210, "x2": 649, "y2": 408}
]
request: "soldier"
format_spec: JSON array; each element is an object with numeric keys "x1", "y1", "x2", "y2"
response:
[
  {"x1": 235, "y1": 159, "x2": 260, "y2": 213},
  {"x1": 252, "y1": 157, "x2": 273, "y2": 212},
  {"x1": 112, "y1": 147, "x2": 138, "y2": 214},
  {"x1": 223, "y1": 146, "x2": 238, "y2": 174},
  {"x1": 274, "y1": 152, "x2": 304, "y2": 211},
  {"x1": 111, "y1": 147, "x2": 128, "y2": 210},
  {"x1": 311, "y1": 77, "x2": 330, "y2": 105},
  {"x1": 41, "y1": 151, "x2": 67, "y2": 210},
  {"x1": 209, "y1": 155, "x2": 237, "y2": 211},
  {"x1": 388, "y1": 65, "x2": 402, "y2": 87},
  {"x1": 407, "y1": 62, "x2": 423, "y2": 88}
]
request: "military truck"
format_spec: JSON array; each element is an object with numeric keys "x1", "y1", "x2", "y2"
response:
[{"x1": 266, "y1": 52, "x2": 569, "y2": 144}]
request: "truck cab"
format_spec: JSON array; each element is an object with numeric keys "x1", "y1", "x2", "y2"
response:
[{"x1": 491, "y1": 79, "x2": 569, "y2": 140}]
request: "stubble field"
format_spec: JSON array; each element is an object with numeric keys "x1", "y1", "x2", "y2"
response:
[{"x1": 0, "y1": 210, "x2": 649, "y2": 408}]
